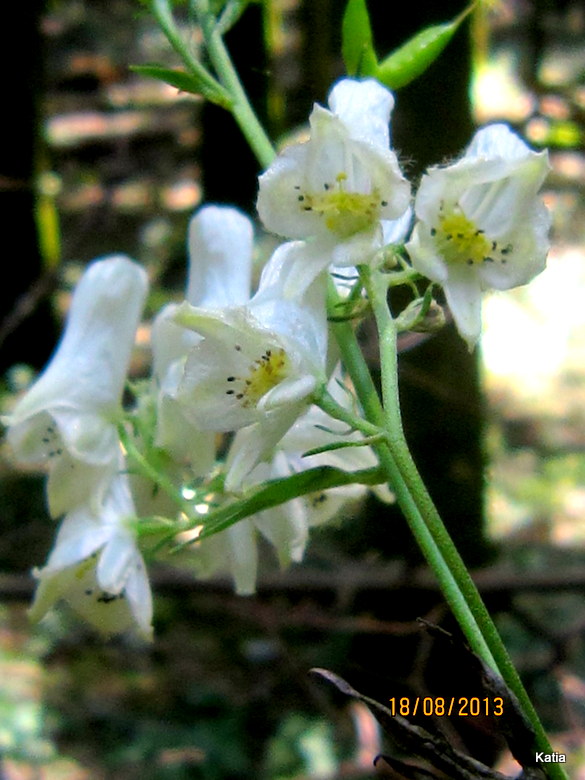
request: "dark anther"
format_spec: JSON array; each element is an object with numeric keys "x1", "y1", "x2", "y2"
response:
[{"x1": 97, "y1": 592, "x2": 118, "y2": 604}]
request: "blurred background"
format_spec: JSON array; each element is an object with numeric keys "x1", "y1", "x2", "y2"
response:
[{"x1": 1, "y1": 0, "x2": 585, "y2": 777}]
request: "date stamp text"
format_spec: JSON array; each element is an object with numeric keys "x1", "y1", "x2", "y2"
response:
[{"x1": 387, "y1": 696, "x2": 504, "y2": 718}]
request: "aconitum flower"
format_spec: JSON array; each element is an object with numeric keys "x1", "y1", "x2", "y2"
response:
[
  {"x1": 4, "y1": 256, "x2": 148, "y2": 516},
  {"x1": 151, "y1": 206, "x2": 253, "y2": 475},
  {"x1": 29, "y1": 473, "x2": 153, "y2": 640},
  {"x1": 257, "y1": 78, "x2": 410, "y2": 270},
  {"x1": 183, "y1": 370, "x2": 393, "y2": 593},
  {"x1": 231, "y1": 370, "x2": 394, "y2": 535},
  {"x1": 406, "y1": 124, "x2": 551, "y2": 348},
  {"x1": 173, "y1": 243, "x2": 329, "y2": 487}
]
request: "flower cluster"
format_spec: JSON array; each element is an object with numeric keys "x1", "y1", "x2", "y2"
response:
[{"x1": 3, "y1": 78, "x2": 550, "y2": 638}]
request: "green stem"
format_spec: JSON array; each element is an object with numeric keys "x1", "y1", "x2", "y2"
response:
[
  {"x1": 193, "y1": 0, "x2": 276, "y2": 169},
  {"x1": 118, "y1": 424, "x2": 192, "y2": 517},
  {"x1": 329, "y1": 276, "x2": 565, "y2": 777},
  {"x1": 150, "y1": 0, "x2": 231, "y2": 105}
]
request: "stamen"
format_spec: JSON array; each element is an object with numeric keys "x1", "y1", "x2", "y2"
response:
[
  {"x1": 224, "y1": 347, "x2": 290, "y2": 409},
  {"x1": 295, "y1": 171, "x2": 382, "y2": 238},
  {"x1": 431, "y1": 206, "x2": 513, "y2": 267}
]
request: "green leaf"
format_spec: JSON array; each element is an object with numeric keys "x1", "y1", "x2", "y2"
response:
[
  {"x1": 342, "y1": 0, "x2": 378, "y2": 77},
  {"x1": 131, "y1": 64, "x2": 232, "y2": 108},
  {"x1": 193, "y1": 465, "x2": 387, "y2": 541},
  {"x1": 376, "y1": 7, "x2": 472, "y2": 90},
  {"x1": 302, "y1": 434, "x2": 386, "y2": 459}
]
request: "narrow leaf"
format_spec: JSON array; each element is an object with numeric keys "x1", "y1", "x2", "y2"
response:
[
  {"x1": 195, "y1": 465, "x2": 386, "y2": 540},
  {"x1": 376, "y1": 7, "x2": 472, "y2": 90},
  {"x1": 342, "y1": 0, "x2": 378, "y2": 77},
  {"x1": 302, "y1": 434, "x2": 385, "y2": 459},
  {"x1": 131, "y1": 65, "x2": 232, "y2": 108}
]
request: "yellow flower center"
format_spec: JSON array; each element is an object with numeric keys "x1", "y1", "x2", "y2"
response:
[
  {"x1": 298, "y1": 173, "x2": 383, "y2": 239},
  {"x1": 434, "y1": 210, "x2": 491, "y2": 266},
  {"x1": 226, "y1": 347, "x2": 290, "y2": 408},
  {"x1": 432, "y1": 207, "x2": 513, "y2": 267}
]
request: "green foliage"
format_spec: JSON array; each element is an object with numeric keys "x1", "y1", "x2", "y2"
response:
[
  {"x1": 376, "y1": 13, "x2": 470, "y2": 90},
  {"x1": 342, "y1": 0, "x2": 473, "y2": 89},
  {"x1": 130, "y1": 65, "x2": 232, "y2": 108},
  {"x1": 342, "y1": 0, "x2": 377, "y2": 77},
  {"x1": 196, "y1": 464, "x2": 385, "y2": 540}
]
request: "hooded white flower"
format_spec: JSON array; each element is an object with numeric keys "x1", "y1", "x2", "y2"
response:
[
  {"x1": 182, "y1": 370, "x2": 393, "y2": 594},
  {"x1": 29, "y1": 473, "x2": 153, "y2": 640},
  {"x1": 257, "y1": 78, "x2": 411, "y2": 274},
  {"x1": 173, "y1": 242, "x2": 329, "y2": 486},
  {"x1": 151, "y1": 205, "x2": 254, "y2": 476},
  {"x1": 406, "y1": 124, "x2": 551, "y2": 348},
  {"x1": 4, "y1": 256, "x2": 148, "y2": 516}
]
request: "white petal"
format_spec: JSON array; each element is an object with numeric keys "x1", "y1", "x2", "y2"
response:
[
  {"x1": 186, "y1": 205, "x2": 253, "y2": 307},
  {"x1": 152, "y1": 303, "x2": 202, "y2": 387},
  {"x1": 443, "y1": 266, "x2": 483, "y2": 349},
  {"x1": 226, "y1": 520, "x2": 258, "y2": 595},
  {"x1": 479, "y1": 203, "x2": 550, "y2": 291},
  {"x1": 6, "y1": 257, "x2": 147, "y2": 515},
  {"x1": 38, "y1": 506, "x2": 109, "y2": 574},
  {"x1": 466, "y1": 123, "x2": 534, "y2": 162},
  {"x1": 8, "y1": 256, "x2": 147, "y2": 425},
  {"x1": 258, "y1": 374, "x2": 316, "y2": 410},
  {"x1": 254, "y1": 500, "x2": 309, "y2": 566},
  {"x1": 328, "y1": 78, "x2": 394, "y2": 149},
  {"x1": 97, "y1": 531, "x2": 136, "y2": 594},
  {"x1": 225, "y1": 404, "x2": 306, "y2": 490},
  {"x1": 253, "y1": 240, "x2": 330, "y2": 302},
  {"x1": 257, "y1": 110, "x2": 409, "y2": 242},
  {"x1": 257, "y1": 143, "x2": 321, "y2": 239},
  {"x1": 47, "y1": 451, "x2": 118, "y2": 518},
  {"x1": 381, "y1": 208, "x2": 413, "y2": 245},
  {"x1": 123, "y1": 553, "x2": 153, "y2": 640},
  {"x1": 405, "y1": 223, "x2": 449, "y2": 284}
]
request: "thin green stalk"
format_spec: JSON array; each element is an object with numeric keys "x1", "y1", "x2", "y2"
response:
[
  {"x1": 150, "y1": 0, "x2": 230, "y2": 104},
  {"x1": 193, "y1": 0, "x2": 276, "y2": 169},
  {"x1": 118, "y1": 423, "x2": 191, "y2": 517},
  {"x1": 325, "y1": 286, "x2": 496, "y2": 667},
  {"x1": 357, "y1": 267, "x2": 565, "y2": 777}
]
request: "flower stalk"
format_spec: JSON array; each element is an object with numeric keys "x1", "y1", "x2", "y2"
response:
[
  {"x1": 191, "y1": 0, "x2": 276, "y2": 169},
  {"x1": 325, "y1": 269, "x2": 565, "y2": 776}
]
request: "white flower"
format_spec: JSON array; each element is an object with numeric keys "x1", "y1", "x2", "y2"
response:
[
  {"x1": 173, "y1": 245, "x2": 329, "y2": 486},
  {"x1": 232, "y1": 367, "x2": 393, "y2": 530},
  {"x1": 151, "y1": 205, "x2": 254, "y2": 475},
  {"x1": 29, "y1": 473, "x2": 153, "y2": 640},
  {"x1": 406, "y1": 124, "x2": 551, "y2": 348},
  {"x1": 183, "y1": 370, "x2": 393, "y2": 593},
  {"x1": 257, "y1": 78, "x2": 410, "y2": 271},
  {"x1": 4, "y1": 256, "x2": 148, "y2": 516},
  {"x1": 179, "y1": 519, "x2": 260, "y2": 596}
]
